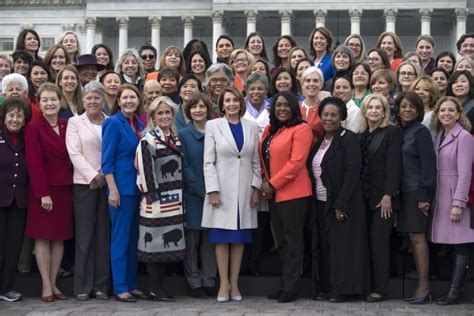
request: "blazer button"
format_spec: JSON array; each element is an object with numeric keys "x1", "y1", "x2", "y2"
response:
[
  {"x1": 238, "y1": 155, "x2": 241, "y2": 159},
  {"x1": 15, "y1": 163, "x2": 19, "y2": 167},
  {"x1": 15, "y1": 153, "x2": 18, "y2": 156},
  {"x1": 12, "y1": 184, "x2": 16, "y2": 188},
  {"x1": 14, "y1": 174, "x2": 18, "y2": 177}
]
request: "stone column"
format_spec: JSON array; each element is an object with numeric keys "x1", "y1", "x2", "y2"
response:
[
  {"x1": 182, "y1": 16, "x2": 194, "y2": 47},
  {"x1": 455, "y1": 8, "x2": 468, "y2": 44},
  {"x1": 212, "y1": 11, "x2": 224, "y2": 62},
  {"x1": 313, "y1": 9, "x2": 327, "y2": 28},
  {"x1": 384, "y1": 9, "x2": 397, "y2": 33},
  {"x1": 419, "y1": 9, "x2": 433, "y2": 35},
  {"x1": 149, "y1": 16, "x2": 161, "y2": 59},
  {"x1": 279, "y1": 10, "x2": 292, "y2": 36},
  {"x1": 116, "y1": 17, "x2": 129, "y2": 55},
  {"x1": 349, "y1": 9, "x2": 362, "y2": 35},
  {"x1": 61, "y1": 23, "x2": 75, "y2": 32},
  {"x1": 85, "y1": 17, "x2": 96, "y2": 53},
  {"x1": 245, "y1": 10, "x2": 257, "y2": 35}
]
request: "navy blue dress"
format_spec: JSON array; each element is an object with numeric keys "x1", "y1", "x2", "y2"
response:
[{"x1": 208, "y1": 122, "x2": 253, "y2": 244}]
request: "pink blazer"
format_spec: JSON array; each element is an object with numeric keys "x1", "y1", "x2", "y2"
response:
[{"x1": 66, "y1": 112, "x2": 108, "y2": 185}]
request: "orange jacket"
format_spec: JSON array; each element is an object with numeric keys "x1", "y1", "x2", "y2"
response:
[
  {"x1": 299, "y1": 101, "x2": 324, "y2": 143},
  {"x1": 259, "y1": 123, "x2": 313, "y2": 203}
]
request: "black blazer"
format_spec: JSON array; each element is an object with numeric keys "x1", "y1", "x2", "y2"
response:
[
  {"x1": 0, "y1": 125, "x2": 28, "y2": 208},
  {"x1": 361, "y1": 125, "x2": 401, "y2": 211}
]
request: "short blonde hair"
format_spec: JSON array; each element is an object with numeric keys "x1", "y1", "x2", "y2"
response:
[
  {"x1": 430, "y1": 96, "x2": 472, "y2": 133},
  {"x1": 359, "y1": 94, "x2": 392, "y2": 133},
  {"x1": 409, "y1": 75, "x2": 440, "y2": 110},
  {"x1": 146, "y1": 96, "x2": 178, "y2": 133},
  {"x1": 229, "y1": 49, "x2": 255, "y2": 74}
]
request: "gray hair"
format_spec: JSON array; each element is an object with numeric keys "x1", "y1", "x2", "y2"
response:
[
  {"x1": 332, "y1": 45, "x2": 355, "y2": 68},
  {"x1": 115, "y1": 48, "x2": 146, "y2": 80},
  {"x1": 204, "y1": 63, "x2": 233, "y2": 88},
  {"x1": 83, "y1": 81, "x2": 105, "y2": 99},
  {"x1": 301, "y1": 66, "x2": 324, "y2": 83},
  {"x1": 245, "y1": 72, "x2": 269, "y2": 92},
  {"x1": 2, "y1": 73, "x2": 28, "y2": 92}
]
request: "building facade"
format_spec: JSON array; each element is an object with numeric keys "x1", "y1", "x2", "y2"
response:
[{"x1": 0, "y1": 0, "x2": 473, "y2": 61}]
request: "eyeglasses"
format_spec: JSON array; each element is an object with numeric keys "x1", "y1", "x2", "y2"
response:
[
  {"x1": 233, "y1": 58, "x2": 248, "y2": 64},
  {"x1": 210, "y1": 77, "x2": 227, "y2": 84},
  {"x1": 399, "y1": 71, "x2": 415, "y2": 77},
  {"x1": 368, "y1": 57, "x2": 380, "y2": 62},
  {"x1": 141, "y1": 54, "x2": 155, "y2": 60}
]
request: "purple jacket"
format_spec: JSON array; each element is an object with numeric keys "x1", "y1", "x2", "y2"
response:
[
  {"x1": 0, "y1": 125, "x2": 28, "y2": 208},
  {"x1": 429, "y1": 123, "x2": 474, "y2": 244}
]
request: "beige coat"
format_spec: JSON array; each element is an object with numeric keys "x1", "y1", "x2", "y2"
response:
[{"x1": 201, "y1": 117, "x2": 261, "y2": 230}]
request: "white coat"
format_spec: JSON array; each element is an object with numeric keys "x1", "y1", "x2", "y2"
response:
[{"x1": 201, "y1": 117, "x2": 262, "y2": 230}]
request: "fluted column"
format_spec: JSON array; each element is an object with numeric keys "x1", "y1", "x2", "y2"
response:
[
  {"x1": 245, "y1": 10, "x2": 257, "y2": 35},
  {"x1": 182, "y1": 16, "x2": 194, "y2": 47},
  {"x1": 279, "y1": 10, "x2": 292, "y2": 36},
  {"x1": 212, "y1": 10, "x2": 224, "y2": 62},
  {"x1": 314, "y1": 9, "x2": 327, "y2": 28},
  {"x1": 349, "y1": 9, "x2": 362, "y2": 35},
  {"x1": 384, "y1": 9, "x2": 397, "y2": 33},
  {"x1": 419, "y1": 9, "x2": 433, "y2": 35},
  {"x1": 85, "y1": 17, "x2": 96, "y2": 53},
  {"x1": 149, "y1": 16, "x2": 161, "y2": 60},
  {"x1": 116, "y1": 17, "x2": 129, "y2": 55},
  {"x1": 455, "y1": 8, "x2": 468, "y2": 44},
  {"x1": 61, "y1": 24, "x2": 75, "y2": 32}
]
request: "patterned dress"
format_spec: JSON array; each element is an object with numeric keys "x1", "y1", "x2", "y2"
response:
[{"x1": 135, "y1": 128, "x2": 186, "y2": 263}]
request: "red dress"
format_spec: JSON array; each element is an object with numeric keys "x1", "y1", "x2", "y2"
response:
[{"x1": 24, "y1": 115, "x2": 73, "y2": 240}]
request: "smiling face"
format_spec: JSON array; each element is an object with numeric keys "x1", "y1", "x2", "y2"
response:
[
  {"x1": 191, "y1": 53, "x2": 205, "y2": 75},
  {"x1": 216, "y1": 38, "x2": 233, "y2": 60},
  {"x1": 380, "y1": 35, "x2": 395, "y2": 59},
  {"x1": 232, "y1": 52, "x2": 249, "y2": 74},
  {"x1": 189, "y1": 100, "x2": 208, "y2": 124},
  {"x1": 118, "y1": 88, "x2": 140, "y2": 117},
  {"x1": 95, "y1": 47, "x2": 110, "y2": 67},
  {"x1": 347, "y1": 37, "x2": 362, "y2": 59},
  {"x1": 371, "y1": 77, "x2": 390, "y2": 98},
  {"x1": 352, "y1": 64, "x2": 369, "y2": 88},
  {"x1": 334, "y1": 52, "x2": 350, "y2": 72},
  {"x1": 102, "y1": 73, "x2": 121, "y2": 96},
  {"x1": 222, "y1": 91, "x2": 241, "y2": 118},
  {"x1": 143, "y1": 80, "x2": 162, "y2": 106},
  {"x1": 321, "y1": 104, "x2": 341, "y2": 133},
  {"x1": 140, "y1": 49, "x2": 156, "y2": 72},
  {"x1": 4, "y1": 107, "x2": 26, "y2": 134},
  {"x1": 398, "y1": 64, "x2": 416, "y2": 89},
  {"x1": 51, "y1": 48, "x2": 67, "y2": 73},
  {"x1": 122, "y1": 55, "x2": 138, "y2": 78},
  {"x1": 290, "y1": 49, "x2": 305, "y2": 70},
  {"x1": 277, "y1": 38, "x2": 292, "y2": 60},
  {"x1": 437, "y1": 56, "x2": 454, "y2": 73},
  {"x1": 30, "y1": 65, "x2": 48, "y2": 90},
  {"x1": 13, "y1": 59, "x2": 29, "y2": 75},
  {"x1": 248, "y1": 35, "x2": 263, "y2": 56},
  {"x1": 274, "y1": 95, "x2": 293, "y2": 123},
  {"x1": 296, "y1": 60, "x2": 311, "y2": 81},
  {"x1": 4, "y1": 83, "x2": 27, "y2": 99},
  {"x1": 208, "y1": 71, "x2": 228, "y2": 97},
  {"x1": 247, "y1": 81, "x2": 267, "y2": 107},
  {"x1": 59, "y1": 69, "x2": 78, "y2": 94},
  {"x1": 312, "y1": 31, "x2": 328, "y2": 54},
  {"x1": 399, "y1": 98, "x2": 419, "y2": 124},
  {"x1": 153, "y1": 102, "x2": 174, "y2": 132},
  {"x1": 61, "y1": 34, "x2": 78, "y2": 55},
  {"x1": 432, "y1": 71, "x2": 448, "y2": 93},
  {"x1": 0, "y1": 58, "x2": 11, "y2": 80},
  {"x1": 79, "y1": 65, "x2": 97, "y2": 85},
  {"x1": 451, "y1": 74, "x2": 470, "y2": 99},
  {"x1": 24, "y1": 32, "x2": 39, "y2": 53},
  {"x1": 83, "y1": 91, "x2": 104, "y2": 117},
  {"x1": 459, "y1": 37, "x2": 474, "y2": 58},
  {"x1": 416, "y1": 39, "x2": 434, "y2": 63},
  {"x1": 179, "y1": 79, "x2": 199, "y2": 104},
  {"x1": 159, "y1": 76, "x2": 177, "y2": 94},
  {"x1": 437, "y1": 100, "x2": 460, "y2": 130},
  {"x1": 165, "y1": 50, "x2": 181, "y2": 69},
  {"x1": 333, "y1": 77, "x2": 352, "y2": 103},
  {"x1": 275, "y1": 71, "x2": 292, "y2": 92},
  {"x1": 250, "y1": 61, "x2": 267, "y2": 76},
  {"x1": 365, "y1": 98, "x2": 385, "y2": 126},
  {"x1": 39, "y1": 90, "x2": 61, "y2": 117},
  {"x1": 368, "y1": 51, "x2": 384, "y2": 72},
  {"x1": 413, "y1": 80, "x2": 431, "y2": 107},
  {"x1": 302, "y1": 71, "x2": 323, "y2": 98},
  {"x1": 456, "y1": 59, "x2": 474, "y2": 76}
]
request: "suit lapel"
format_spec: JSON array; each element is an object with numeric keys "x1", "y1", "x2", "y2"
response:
[
  {"x1": 368, "y1": 128, "x2": 387, "y2": 163},
  {"x1": 217, "y1": 118, "x2": 239, "y2": 154},
  {"x1": 117, "y1": 111, "x2": 138, "y2": 141},
  {"x1": 321, "y1": 128, "x2": 345, "y2": 164},
  {"x1": 80, "y1": 113, "x2": 101, "y2": 145},
  {"x1": 437, "y1": 123, "x2": 462, "y2": 151}
]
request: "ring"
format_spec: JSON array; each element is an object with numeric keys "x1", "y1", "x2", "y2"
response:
[{"x1": 262, "y1": 193, "x2": 266, "y2": 196}]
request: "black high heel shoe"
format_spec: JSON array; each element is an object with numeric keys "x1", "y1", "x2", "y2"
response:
[{"x1": 409, "y1": 292, "x2": 431, "y2": 305}]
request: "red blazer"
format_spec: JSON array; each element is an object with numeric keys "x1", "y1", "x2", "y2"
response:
[
  {"x1": 259, "y1": 123, "x2": 313, "y2": 203},
  {"x1": 299, "y1": 102, "x2": 324, "y2": 143},
  {"x1": 25, "y1": 115, "x2": 73, "y2": 199}
]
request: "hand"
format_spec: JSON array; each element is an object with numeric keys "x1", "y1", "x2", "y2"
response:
[
  {"x1": 450, "y1": 206, "x2": 462, "y2": 223},
  {"x1": 89, "y1": 179, "x2": 98, "y2": 190},
  {"x1": 250, "y1": 188, "x2": 260, "y2": 208},
  {"x1": 335, "y1": 209, "x2": 348, "y2": 221},
  {"x1": 260, "y1": 181, "x2": 274, "y2": 197},
  {"x1": 94, "y1": 174, "x2": 106, "y2": 188},
  {"x1": 418, "y1": 202, "x2": 430, "y2": 216},
  {"x1": 108, "y1": 188, "x2": 120, "y2": 208},
  {"x1": 208, "y1": 192, "x2": 221, "y2": 208},
  {"x1": 376, "y1": 195, "x2": 392, "y2": 219},
  {"x1": 41, "y1": 196, "x2": 53, "y2": 211}
]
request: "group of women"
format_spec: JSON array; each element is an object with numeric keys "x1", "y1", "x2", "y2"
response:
[{"x1": 0, "y1": 26, "x2": 473, "y2": 307}]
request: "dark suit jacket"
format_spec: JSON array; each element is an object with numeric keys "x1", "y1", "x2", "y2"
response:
[
  {"x1": 25, "y1": 115, "x2": 73, "y2": 199},
  {"x1": 361, "y1": 125, "x2": 401, "y2": 210},
  {"x1": 101, "y1": 111, "x2": 144, "y2": 196},
  {"x1": 0, "y1": 125, "x2": 28, "y2": 208}
]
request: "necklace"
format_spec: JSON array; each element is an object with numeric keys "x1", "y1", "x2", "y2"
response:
[
  {"x1": 49, "y1": 122, "x2": 58, "y2": 128},
  {"x1": 320, "y1": 136, "x2": 333, "y2": 150}
]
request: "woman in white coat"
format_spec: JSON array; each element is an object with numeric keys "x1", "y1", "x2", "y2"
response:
[{"x1": 202, "y1": 86, "x2": 261, "y2": 302}]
